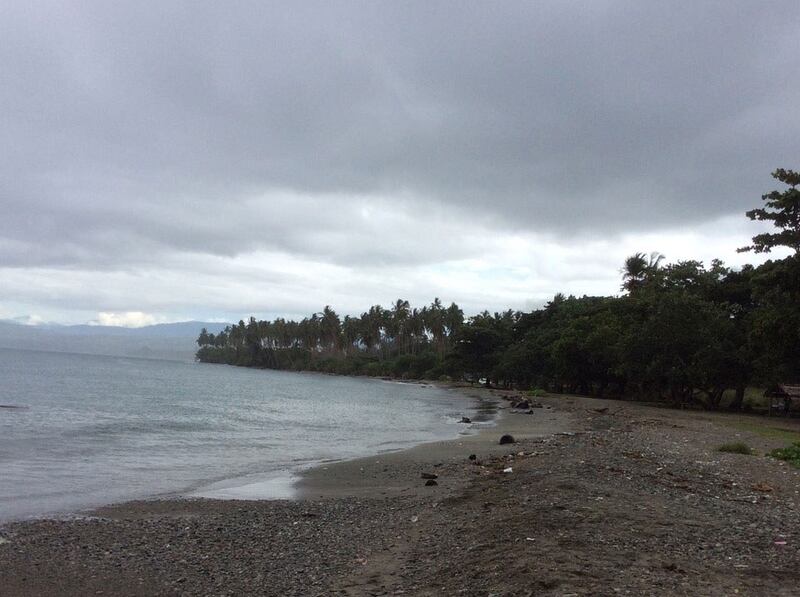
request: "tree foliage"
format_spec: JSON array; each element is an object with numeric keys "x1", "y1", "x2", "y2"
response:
[{"x1": 739, "y1": 168, "x2": 800, "y2": 254}]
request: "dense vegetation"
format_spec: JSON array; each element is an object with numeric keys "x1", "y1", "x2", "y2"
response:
[{"x1": 197, "y1": 169, "x2": 800, "y2": 410}]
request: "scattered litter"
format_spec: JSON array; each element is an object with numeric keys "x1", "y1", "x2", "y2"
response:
[
  {"x1": 752, "y1": 482, "x2": 774, "y2": 493},
  {"x1": 503, "y1": 467, "x2": 513, "y2": 474},
  {"x1": 410, "y1": 515, "x2": 419, "y2": 523},
  {"x1": 0, "y1": 537, "x2": 9, "y2": 546},
  {"x1": 774, "y1": 540, "x2": 788, "y2": 546},
  {"x1": 525, "y1": 537, "x2": 535, "y2": 541}
]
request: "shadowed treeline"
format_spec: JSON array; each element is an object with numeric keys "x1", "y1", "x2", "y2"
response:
[{"x1": 197, "y1": 169, "x2": 800, "y2": 410}]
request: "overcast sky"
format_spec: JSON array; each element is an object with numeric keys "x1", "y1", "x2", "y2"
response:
[{"x1": 1, "y1": 1, "x2": 798, "y2": 326}]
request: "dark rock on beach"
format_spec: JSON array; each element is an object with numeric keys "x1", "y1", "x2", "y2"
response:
[{"x1": 499, "y1": 434, "x2": 515, "y2": 445}]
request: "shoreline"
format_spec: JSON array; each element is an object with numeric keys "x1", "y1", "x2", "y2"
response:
[
  {"x1": 0, "y1": 377, "x2": 489, "y2": 524},
  {"x1": 3, "y1": 391, "x2": 800, "y2": 595},
  {"x1": 160, "y1": 382, "x2": 509, "y2": 506},
  {"x1": 163, "y1": 383, "x2": 568, "y2": 506},
  {"x1": 294, "y1": 386, "x2": 572, "y2": 501}
]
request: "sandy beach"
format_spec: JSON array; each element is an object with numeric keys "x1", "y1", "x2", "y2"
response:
[{"x1": 2, "y1": 388, "x2": 800, "y2": 596}]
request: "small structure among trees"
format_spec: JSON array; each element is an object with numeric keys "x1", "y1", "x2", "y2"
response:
[{"x1": 766, "y1": 384, "x2": 800, "y2": 416}]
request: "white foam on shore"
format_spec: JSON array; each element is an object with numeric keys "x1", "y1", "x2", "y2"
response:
[{"x1": 188, "y1": 473, "x2": 298, "y2": 500}]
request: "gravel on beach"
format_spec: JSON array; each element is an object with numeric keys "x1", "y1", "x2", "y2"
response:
[{"x1": 2, "y1": 391, "x2": 800, "y2": 596}]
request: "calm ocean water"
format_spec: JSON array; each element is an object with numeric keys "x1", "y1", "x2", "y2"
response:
[{"x1": 0, "y1": 348, "x2": 489, "y2": 521}]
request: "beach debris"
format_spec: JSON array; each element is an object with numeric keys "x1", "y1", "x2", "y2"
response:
[
  {"x1": 460, "y1": 416, "x2": 472, "y2": 424},
  {"x1": 468, "y1": 454, "x2": 477, "y2": 461},
  {"x1": 503, "y1": 467, "x2": 513, "y2": 474},
  {"x1": 511, "y1": 399, "x2": 530, "y2": 410},
  {"x1": 774, "y1": 540, "x2": 788, "y2": 546},
  {"x1": 499, "y1": 434, "x2": 515, "y2": 445},
  {"x1": 752, "y1": 482, "x2": 774, "y2": 493},
  {"x1": 525, "y1": 537, "x2": 535, "y2": 541},
  {"x1": 410, "y1": 515, "x2": 419, "y2": 523},
  {"x1": 0, "y1": 537, "x2": 9, "y2": 546},
  {"x1": 421, "y1": 472, "x2": 438, "y2": 480},
  {"x1": 425, "y1": 479, "x2": 438, "y2": 486},
  {"x1": 593, "y1": 407, "x2": 610, "y2": 414}
]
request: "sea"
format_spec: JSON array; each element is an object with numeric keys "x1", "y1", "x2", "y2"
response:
[{"x1": 0, "y1": 348, "x2": 490, "y2": 522}]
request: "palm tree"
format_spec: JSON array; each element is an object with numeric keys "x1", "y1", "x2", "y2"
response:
[
  {"x1": 342, "y1": 315, "x2": 360, "y2": 356},
  {"x1": 360, "y1": 306, "x2": 385, "y2": 355},
  {"x1": 390, "y1": 299, "x2": 411, "y2": 354},
  {"x1": 444, "y1": 302, "x2": 464, "y2": 348},
  {"x1": 426, "y1": 298, "x2": 446, "y2": 356},
  {"x1": 319, "y1": 306, "x2": 341, "y2": 353},
  {"x1": 299, "y1": 315, "x2": 321, "y2": 353},
  {"x1": 407, "y1": 307, "x2": 425, "y2": 354},
  {"x1": 622, "y1": 252, "x2": 664, "y2": 294}
]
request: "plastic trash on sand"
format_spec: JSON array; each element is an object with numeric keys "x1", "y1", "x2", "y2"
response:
[{"x1": 503, "y1": 467, "x2": 513, "y2": 473}]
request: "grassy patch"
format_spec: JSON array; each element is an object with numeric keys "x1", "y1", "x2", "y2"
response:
[
  {"x1": 723, "y1": 420, "x2": 800, "y2": 443},
  {"x1": 769, "y1": 443, "x2": 800, "y2": 467},
  {"x1": 718, "y1": 442, "x2": 754, "y2": 455},
  {"x1": 526, "y1": 388, "x2": 548, "y2": 398},
  {"x1": 721, "y1": 386, "x2": 767, "y2": 409}
]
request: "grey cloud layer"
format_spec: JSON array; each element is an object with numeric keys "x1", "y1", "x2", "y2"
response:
[{"x1": 2, "y1": 1, "x2": 799, "y2": 270}]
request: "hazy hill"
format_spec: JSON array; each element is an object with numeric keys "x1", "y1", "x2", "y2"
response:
[{"x1": 0, "y1": 320, "x2": 229, "y2": 361}]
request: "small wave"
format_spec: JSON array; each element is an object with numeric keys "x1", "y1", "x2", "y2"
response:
[{"x1": 62, "y1": 419, "x2": 225, "y2": 438}]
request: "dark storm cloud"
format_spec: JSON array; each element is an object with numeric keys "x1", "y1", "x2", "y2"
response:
[{"x1": 1, "y1": 1, "x2": 799, "y2": 269}]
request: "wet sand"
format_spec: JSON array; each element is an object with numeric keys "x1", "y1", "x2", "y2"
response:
[{"x1": 296, "y1": 391, "x2": 571, "y2": 500}]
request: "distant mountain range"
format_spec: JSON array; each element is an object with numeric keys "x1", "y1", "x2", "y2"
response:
[{"x1": 0, "y1": 320, "x2": 229, "y2": 361}]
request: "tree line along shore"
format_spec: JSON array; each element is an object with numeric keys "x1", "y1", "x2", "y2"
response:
[{"x1": 196, "y1": 168, "x2": 800, "y2": 411}]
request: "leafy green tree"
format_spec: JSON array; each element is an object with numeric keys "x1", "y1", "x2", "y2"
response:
[
  {"x1": 739, "y1": 168, "x2": 800, "y2": 254},
  {"x1": 452, "y1": 323, "x2": 503, "y2": 386},
  {"x1": 747, "y1": 255, "x2": 800, "y2": 384}
]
